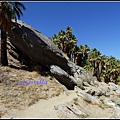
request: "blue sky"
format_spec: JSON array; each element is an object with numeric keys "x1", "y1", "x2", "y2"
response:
[{"x1": 20, "y1": 1, "x2": 120, "y2": 60}]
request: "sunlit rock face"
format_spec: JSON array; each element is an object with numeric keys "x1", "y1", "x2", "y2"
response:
[
  {"x1": 7, "y1": 20, "x2": 96, "y2": 90},
  {"x1": 7, "y1": 20, "x2": 71, "y2": 72}
]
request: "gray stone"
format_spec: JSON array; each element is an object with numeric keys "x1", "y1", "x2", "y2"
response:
[
  {"x1": 65, "y1": 102, "x2": 87, "y2": 117},
  {"x1": 77, "y1": 91, "x2": 99, "y2": 105},
  {"x1": 75, "y1": 78, "x2": 85, "y2": 90},
  {"x1": 8, "y1": 20, "x2": 72, "y2": 74},
  {"x1": 86, "y1": 87, "x2": 101, "y2": 96},
  {"x1": 50, "y1": 65, "x2": 77, "y2": 89},
  {"x1": 112, "y1": 98, "x2": 120, "y2": 106},
  {"x1": 116, "y1": 88, "x2": 120, "y2": 94},
  {"x1": 112, "y1": 106, "x2": 120, "y2": 118},
  {"x1": 108, "y1": 82, "x2": 118, "y2": 91},
  {"x1": 98, "y1": 82, "x2": 111, "y2": 97}
]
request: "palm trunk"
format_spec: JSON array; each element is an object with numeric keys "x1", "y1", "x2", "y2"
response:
[
  {"x1": 93, "y1": 60, "x2": 101, "y2": 82},
  {"x1": 1, "y1": 30, "x2": 8, "y2": 66},
  {"x1": 73, "y1": 53, "x2": 77, "y2": 64},
  {"x1": 76, "y1": 54, "x2": 83, "y2": 66},
  {"x1": 61, "y1": 39, "x2": 65, "y2": 52}
]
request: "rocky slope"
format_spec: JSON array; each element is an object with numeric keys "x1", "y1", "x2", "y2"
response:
[
  {"x1": 1, "y1": 65, "x2": 120, "y2": 118},
  {"x1": 0, "y1": 20, "x2": 120, "y2": 118},
  {"x1": 0, "y1": 66, "x2": 66, "y2": 117},
  {"x1": 7, "y1": 20, "x2": 98, "y2": 90}
]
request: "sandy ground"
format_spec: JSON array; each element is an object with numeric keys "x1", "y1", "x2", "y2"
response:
[
  {"x1": 2, "y1": 90, "x2": 77, "y2": 118},
  {"x1": 2, "y1": 90, "x2": 115, "y2": 119},
  {"x1": 0, "y1": 66, "x2": 116, "y2": 119}
]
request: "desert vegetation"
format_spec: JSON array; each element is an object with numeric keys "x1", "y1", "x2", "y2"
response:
[{"x1": 51, "y1": 27, "x2": 120, "y2": 85}]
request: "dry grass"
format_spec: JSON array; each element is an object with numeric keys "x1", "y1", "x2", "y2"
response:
[{"x1": 0, "y1": 66, "x2": 65, "y2": 117}]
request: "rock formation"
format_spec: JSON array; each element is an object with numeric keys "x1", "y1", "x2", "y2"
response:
[
  {"x1": 7, "y1": 20, "x2": 71, "y2": 72},
  {"x1": 7, "y1": 20, "x2": 96, "y2": 89},
  {"x1": 1, "y1": 21, "x2": 120, "y2": 119}
]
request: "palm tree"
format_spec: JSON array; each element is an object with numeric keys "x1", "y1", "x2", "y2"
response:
[
  {"x1": 72, "y1": 45, "x2": 79, "y2": 64},
  {"x1": 75, "y1": 45, "x2": 84, "y2": 66},
  {"x1": 82, "y1": 44, "x2": 90, "y2": 66},
  {"x1": 65, "y1": 34, "x2": 77, "y2": 60},
  {"x1": 52, "y1": 26, "x2": 77, "y2": 61},
  {"x1": 116, "y1": 60, "x2": 120, "y2": 84},
  {"x1": 66, "y1": 26, "x2": 72, "y2": 39},
  {"x1": 52, "y1": 34, "x2": 61, "y2": 49},
  {"x1": 0, "y1": 1, "x2": 26, "y2": 66},
  {"x1": 89, "y1": 48, "x2": 102, "y2": 81},
  {"x1": 104, "y1": 56, "x2": 120, "y2": 83},
  {"x1": 64, "y1": 27, "x2": 77, "y2": 60},
  {"x1": 58, "y1": 30, "x2": 66, "y2": 52}
]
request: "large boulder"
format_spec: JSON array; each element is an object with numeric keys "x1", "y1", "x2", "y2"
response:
[
  {"x1": 7, "y1": 20, "x2": 96, "y2": 89},
  {"x1": 50, "y1": 65, "x2": 77, "y2": 89},
  {"x1": 7, "y1": 20, "x2": 71, "y2": 74}
]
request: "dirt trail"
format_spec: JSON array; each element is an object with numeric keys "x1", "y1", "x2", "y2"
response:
[
  {"x1": 2, "y1": 90, "x2": 78, "y2": 118},
  {"x1": 2, "y1": 89, "x2": 115, "y2": 119}
]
